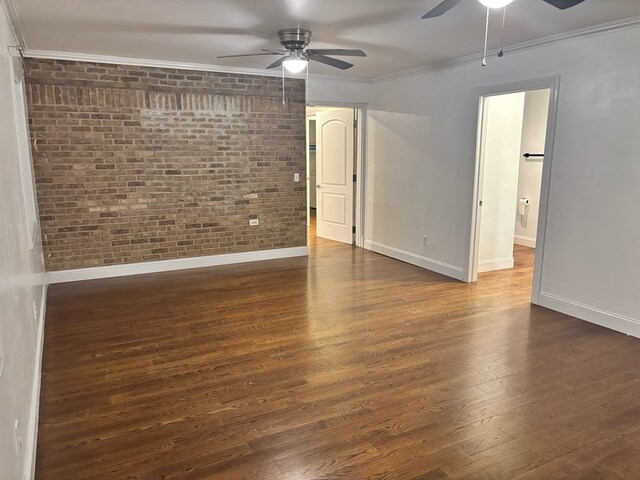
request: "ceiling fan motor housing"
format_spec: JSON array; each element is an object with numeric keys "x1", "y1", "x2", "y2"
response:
[{"x1": 278, "y1": 28, "x2": 311, "y2": 52}]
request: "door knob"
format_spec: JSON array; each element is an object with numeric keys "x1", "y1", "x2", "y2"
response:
[{"x1": 316, "y1": 184, "x2": 322, "y2": 189}]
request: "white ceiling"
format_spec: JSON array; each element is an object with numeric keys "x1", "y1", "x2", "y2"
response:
[{"x1": 13, "y1": 0, "x2": 640, "y2": 79}]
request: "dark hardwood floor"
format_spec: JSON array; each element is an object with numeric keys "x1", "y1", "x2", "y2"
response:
[{"x1": 36, "y1": 233, "x2": 640, "y2": 479}]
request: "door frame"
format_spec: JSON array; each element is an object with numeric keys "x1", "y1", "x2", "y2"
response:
[
  {"x1": 306, "y1": 101, "x2": 368, "y2": 248},
  {"x1": 9, "y1": 51, "x2": 40, "y2": 249},
  {"x1": 464, "y1": 75, "x2": 560, "y2": 306},
  {"x1": 305, "y1": 116, "x2": 316, "y2": 226}
]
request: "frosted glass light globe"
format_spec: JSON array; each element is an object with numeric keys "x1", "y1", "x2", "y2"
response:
[
  {"x1": 283, "y1": 58, "x2": 308, "y2": 73},
  {"x1": 478, "y1": 0, "x2": 515, "y2": 8}
]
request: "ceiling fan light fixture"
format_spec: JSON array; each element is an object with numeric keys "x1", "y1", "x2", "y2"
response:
[
  {"x1": 283, "y1": 56, "x2": 308, "y2": 73},
  {"x1": 478, "y1": 0, "x2": 515, "y2": 8}
]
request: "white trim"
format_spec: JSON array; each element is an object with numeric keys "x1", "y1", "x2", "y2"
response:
[
  {"x1": 539, "y1": 292, "x2": 640, "y2": 339},
  {"x1": 307, "y1": 101, "x2": 368, "y2": 249},
  {"x1": 304, "y1": 75, "x2": 369, "y2": 85},
  {"x1": 364, "y1": 240, "x2": 464, "y2": 281},
  {"x1": 9, "y1": 50, "x2": 39, "y2": 250},
  {"x1": 47, "y1": 247, "x2": 309, "y2": 284},
  {"x1": 22, "y1": 49, "x2": 370, "y2": 84},
  {"x1": 307, "y1": 101, "x2": 369, "y2": 108},
  {"x1": 354, "y1": 106, "x2": 366, "y2": 248},
  {"x1": 514, "y1": 235, "x2": 536, "y2": 248},
  {"x1": 477, "y1": 256, "x2": 514, "y2": 273},
  {"x1": 371, "y1": 16, "x2": 640, "y2": 84},
  {"x1": 0, "y1": 0, "x2": 26, "y2": 47},
  {"x1": 305, "y1": 115, "x2": 312, "y2": 226},
  {"x1": 24, "y1": 282, "x2": 47, "y2": 480}
]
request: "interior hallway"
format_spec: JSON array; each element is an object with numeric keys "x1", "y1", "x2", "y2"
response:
[{"x1": 36, "y1": 235, "x2": 640, "y2": 479}]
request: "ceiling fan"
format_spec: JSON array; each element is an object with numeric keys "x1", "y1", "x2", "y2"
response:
[
  {"x1": 217, "y1": 28, "x2": 367, "y2": 73},
  {"x1": 422, "y1": 0, "x2": 585, "y2": 66},
  {"x1": 422, "y1": 0, "x2": 585, "y2": 19}
]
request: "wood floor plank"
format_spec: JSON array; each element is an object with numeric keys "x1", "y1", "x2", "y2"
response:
[{"x1": 35, "y1": 231, "x2": 640, "y2": 479}]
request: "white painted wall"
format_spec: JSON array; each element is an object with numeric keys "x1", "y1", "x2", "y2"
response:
[
  {"x1": 478, "y1": 92, "x2": 525, "y2": 273},
  {"x1": 308, "y1": 76, "x2": 371, "y2": 105},
  {"x1": 365, "y1": 24, "x2": 640, "y2": 333},
  {"x1": 0, "y1": 5, "x2": 47, "y2": 479},
  {"x1": 515, "y1": 89, "x2": 550, "y2": 248}
]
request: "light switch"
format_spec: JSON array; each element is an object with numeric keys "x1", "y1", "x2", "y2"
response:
[{"x1": 294, "y1": 173, "x2": 300, "y2": 182}]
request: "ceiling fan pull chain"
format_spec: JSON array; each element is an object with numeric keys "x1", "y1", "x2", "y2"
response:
[
  {"x1": 498, "y1": 7, "x2": 506, "y2": 58},
  {"x1": 482, "y1": 6, "x2": 489, "y2": 67}
]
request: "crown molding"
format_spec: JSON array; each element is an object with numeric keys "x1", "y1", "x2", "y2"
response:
[
  {"x1": 16, "y1": 13, "x2": 640, "y2": 86},
  {"x1": 309, "y1": 72, "x2": 369, "y2": 84},
  {"x1": 0, "y1": 0, "x2": 26, "y2": 47},
  {"x1": 371, "y1": 15, "x2": 640, "y2": 84},
  {"x1": 22, "y1": 49, "x2": 371, "y2": 84}
]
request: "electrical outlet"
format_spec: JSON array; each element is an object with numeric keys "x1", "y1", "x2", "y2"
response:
[
  {"x1": 249, "y1": 219, "x2": 259, "y2": 226},
  {"x1": 294, "y1": 172, "x2": 300, "y2": 182},
  {"x1": 422, "y1": 236, "x2": 429, "y2": 247},
  {"x1": 14, "y1": 420, "x2": 23, "y2": 455}
]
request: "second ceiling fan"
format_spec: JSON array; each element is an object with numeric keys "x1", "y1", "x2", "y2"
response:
[
  {"x1": 422, "y1": 0, "x2": 586, "y2": 66},
  {"x1": 423, "y1": 0, "x2": 585, "y2": 19}
]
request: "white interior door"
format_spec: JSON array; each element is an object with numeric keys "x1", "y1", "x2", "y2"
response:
[
  {"x1": 477, "y1": 93, "x2": 525, "y2": 274},
  {"x1": 316, "y1": 109, "x2": 354, "y2": 244}
]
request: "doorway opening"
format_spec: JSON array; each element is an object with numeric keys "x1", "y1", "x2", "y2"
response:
[
  {"x1": 305, "y1": 105, "x2": 363, "y2": 248},
  {"x1": 468, "y1": 82, "x2": 557, "y2": 301}
]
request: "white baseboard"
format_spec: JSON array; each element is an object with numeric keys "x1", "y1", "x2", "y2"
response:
[
  {"x1": 478, "y1": 256, "x2": 514, "y2": 273},
  {"x1": 538, "y1": 291, "x2": 640, "y2": 339},
  {"x1": 47, "y1": 246, "x2": 309, "y2": 284},
  {"x1": 24, "y1": 282, "x2": 47, "y2": 480},
  {"x1": 363, "y1": 239, "x2": 464, "y2": 280},
  {"x1": 514, "y1": 235, "x2": 537, "y2": 248}
]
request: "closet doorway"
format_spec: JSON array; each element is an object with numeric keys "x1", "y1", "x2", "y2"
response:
[{"x1": 467, "y1": 77, "x2": 560, "y2": 304}]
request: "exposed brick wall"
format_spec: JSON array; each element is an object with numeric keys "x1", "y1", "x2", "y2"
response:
[{"x1": 24, "y1": 59, "x2": 306, "y2": 271}]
